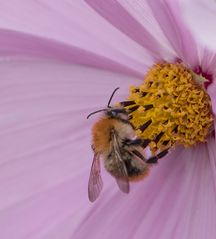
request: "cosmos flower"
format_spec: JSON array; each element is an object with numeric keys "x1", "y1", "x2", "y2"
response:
[{"x1": 0, "y1": 1, "x2": 216, "y2": 239}]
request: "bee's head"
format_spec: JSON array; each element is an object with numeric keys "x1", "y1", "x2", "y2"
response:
[
  {"x1": 87, "y1": 88, "x2": 128, "y2": 120},
  {"x1": 106, "y1": 107, "x2": 128, "y2": 120}
]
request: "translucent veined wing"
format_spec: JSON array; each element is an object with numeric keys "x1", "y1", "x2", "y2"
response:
[
  {"x1": 112, "y1": 131, "x2": 130, "y2": 194},
  {"x1": 88, "y1": 153, "x2": 103, "y2": 202},
  {"x1": 115, "y1": 177, "x2": 130, "y2": 194}
]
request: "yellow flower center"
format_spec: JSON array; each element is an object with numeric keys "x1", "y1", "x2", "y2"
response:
[{"x1": 121, "y1": 62, "x2": 214, "y2": 153}]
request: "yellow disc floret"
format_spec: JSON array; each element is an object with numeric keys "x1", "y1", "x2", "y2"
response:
[{"x1": 122, "y1": 62, "x2": 214, "y2": 153}]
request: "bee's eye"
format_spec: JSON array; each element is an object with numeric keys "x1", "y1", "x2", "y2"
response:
[{"x1": 109, "y1": 108, "x2": 126, "y2": 117}]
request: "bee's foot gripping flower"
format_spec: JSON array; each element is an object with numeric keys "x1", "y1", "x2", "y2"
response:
[{"x1": 121, "y1": 63, "x2": 214, "y2": 154}]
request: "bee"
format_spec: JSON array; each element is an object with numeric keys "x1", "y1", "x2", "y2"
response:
[{"x1": 87, "y1": 88, "x2": 169, "y2": 202}]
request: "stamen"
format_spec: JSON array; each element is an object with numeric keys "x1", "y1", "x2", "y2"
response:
[
  {"x1": 120, "y1": 100, "x2": 136, "y2": 107},
  {"x1": 154, "y1": 132, "x2": 164, "y2": 143},
  {"x1": 141, "y1": 92, "x2": 148, "y2": 97},
  {"x1": 132, "y1": 88, "x2": 140, "y2": 93},
  {"x1": 123, "y1": 62, "x2": 214, "y2": 153},
  {"x1": 143, "y1": 104, "x2": 153, "y2": 110},
  {"x1": 128, "y1": 105, "x2": 140, "y2": 113},
  {"x1": 139, "y1": 120, "x2": 152, "y2": 132},
  {"x1": 162, "y1": 140, "x2": 170, "y2": 146}
]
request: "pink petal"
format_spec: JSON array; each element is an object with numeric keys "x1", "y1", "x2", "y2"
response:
[
  {"x1": 198, "y1": 47, "x2": 216, "y2": 75},
  {"x1": 207, "y1": 83, "x2": 216, "y2": 114},
  {"x1": 147, "y1": 0, "x2": 199, "y2": 68},
  {"x1": 0, "y1": 59, "x2": 141, "y2": 238},
  {"x1": 85, "y1": 0, "x2": 175, "y2": 60},
  {"x1": 0, "y1": 29, "x2": 144, "y2": 78},
  {"x1": 0, "y1": 1, "x2": 153, "y2": 76},
  {"x1": 117, "y1": 0, "x2": 176, "y2": 58},
  {"x1": 180, "y1": 0, "x2": 216, "y2": 51},
  {"x1": 207, "y1": 137, "x2": 216, "y2": 193},
  {"x1": 73, "y1": 140, "x2": 216, "y2": 239}
]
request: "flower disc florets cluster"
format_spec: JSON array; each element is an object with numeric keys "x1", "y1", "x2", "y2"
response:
[{"x1": 123, "y1": 63, "x2": 214, "y2": 153}]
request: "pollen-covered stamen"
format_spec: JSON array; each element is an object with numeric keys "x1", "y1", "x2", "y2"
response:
[
  {"x1": 120, "y1": 100, "x2": 136, "y2": 107},
  {"x1": 123, "y1": 62, "x2": 214, "y2": 154},
  {"x1": 154, "y1": 132, "x2": 164, "y2": 144},
  {"x1": 127, "y1": 105, "x2": 139, "y2": 113},
  {"x1": 139, "y1": 120, "x2": 152, "y2": 132}
]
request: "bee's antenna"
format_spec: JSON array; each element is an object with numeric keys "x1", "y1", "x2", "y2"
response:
[
  {"x1": 107, "y1": 87, "x2": 120, "y2": 108},
  {"x1": 87, "y1": 87, "x2": 120, "y2": 119},
  {"x1": 87, "y1": 109, "x2": 107, "y2": 119}
]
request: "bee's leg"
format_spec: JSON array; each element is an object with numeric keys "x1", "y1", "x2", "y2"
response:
[
  {"x1": 146, "y1": 149, "x2": 169, "y2": 164},
  {"x1": 91, "y1": 144, "x2": 95, "y2": 152},
  {"x1": 123, "y1": 138, "x2": 142, "y2": 146},
  {"x1": 141, "y1": 139, "x2": 151, "y2": 148},
  {"x1": 123, "y1": 139, "x2": 146, "y2": 161},
  {"x1": 124, "y1": 138, "x2": 151, "y2": 148},
  {"x1": 132, "y1": 149, "x2": 146, "y2": 161}
]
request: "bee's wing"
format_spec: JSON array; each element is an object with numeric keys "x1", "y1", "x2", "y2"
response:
[
  {"x1": 115, "y1": 177, "x2": 130, "y2": 194},
  {"x1": 88, "y1": 153, "x2": 103, "y2": 202},
  {"x1": 112, "y1": 132, "x2": 130, "y2": 194}
]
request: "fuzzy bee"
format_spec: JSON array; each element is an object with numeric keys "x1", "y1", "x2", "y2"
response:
[{"x1": 87, "y1": 88, "x2": 168, "y2": 202}]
